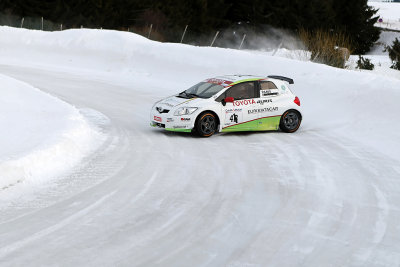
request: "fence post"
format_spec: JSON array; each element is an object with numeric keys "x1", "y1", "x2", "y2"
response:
[
  {"x1": 147, "y1": 24, "x2": 153, "y2": 39},
  {"x1": 41, "y1": 17, "x2": 43, "y2": 30},
  {"x1": 239, "y1": 34, "x2": 246, "y2": 49},
  {"x1": 272, "y1": 42, "x2": 283, "y2": 56},
  {"x1": 20, "y1": 18, "x2": 24, "y2": 28},
  {"x1": 81, "y1": 25, "x2": 83, "y2": 29},
  {"x1": 180, "y1": 25, "x2": 188, "y2": 43},
  {"x1": 210, "y1": 31, "x2": 219, "y2": 47},
  {"x1": 60, "y1": 24, "x2": 62, "y2": 31}
]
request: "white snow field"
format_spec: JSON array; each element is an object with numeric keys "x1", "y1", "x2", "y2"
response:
[
  {"x1": 0, "y1": 26, "x2": 400, "y2": 266},
  {"x1": 0, "y1": 73, "x2": 104, "y2": 190},
  {"x1": 368, "y1": 1, "x2": 400, "y2": 67},
  {"x1": 370, "y1": 2, "x2": 400, "y2": 31}
]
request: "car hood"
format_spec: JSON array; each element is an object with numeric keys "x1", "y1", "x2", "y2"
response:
[{"x1": 157, "y1": 95, "x2": 204, "y2": 108}]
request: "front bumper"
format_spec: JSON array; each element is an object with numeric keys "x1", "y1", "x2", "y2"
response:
[{"x1": 150, "y1": 110, "x2": 194, "y2": 132}]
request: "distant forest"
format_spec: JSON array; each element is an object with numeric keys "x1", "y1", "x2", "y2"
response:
[{"x1": 0, "y1": 0, "x2": 380, "y2": 53}]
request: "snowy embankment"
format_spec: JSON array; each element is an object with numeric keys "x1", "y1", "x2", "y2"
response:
[{"x1": 0, "y1": 73, "x2": 103, "y2": 189}]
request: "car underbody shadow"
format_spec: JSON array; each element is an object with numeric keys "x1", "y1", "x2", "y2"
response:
[
  {"x1": 153, "y1": 128, "x2": 284, "y2": 138},
  {"x1": 218, "y1": 130, "x2": 281, "y2": 137}
]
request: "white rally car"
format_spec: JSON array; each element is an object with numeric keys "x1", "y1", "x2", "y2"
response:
[{"x1": 150, "y1": 75, "x2": 302, "y2": 137}]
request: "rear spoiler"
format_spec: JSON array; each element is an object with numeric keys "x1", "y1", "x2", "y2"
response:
[{"x1": 268, "y1": 75, "x2": 294, "y2": 84}]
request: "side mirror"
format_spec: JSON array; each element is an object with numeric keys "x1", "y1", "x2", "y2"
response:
[
  {"x1": 224, "y1": 97, "x2": 234, "y2": 103},
  {"x1": 221, "y1": 96, "x2": 234, "y2": 106}
]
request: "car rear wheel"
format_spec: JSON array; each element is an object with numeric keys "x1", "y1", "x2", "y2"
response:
[
  {"x1": 280, "y1": 110, "x2": 301, "y2": 133},
  {"x1": 196, "y1": 113, "x2": 217, "y2": 137}
]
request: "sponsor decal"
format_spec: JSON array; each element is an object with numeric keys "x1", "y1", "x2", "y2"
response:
[
  {"x1": 281, "y1": 85, "x2": 286, "y2": 91},
  {"x1": 225, "y1": 111, "x2": 242, "y2": 125},
  {"x1": 256, "y1": 99, "x2": 272, "y2": 105},
  {"x1": 181, "y1": 118, "x2": 190, "y2": 121},
  {"x1": 261, "y1": 89, "x2": 278, "y2": 97},
  {"x1": 167, "y1": 118, "x2": 174, "y2": 122},
  {"x1": 154, "y1": 116, "x2": 162, "y2": 122},
  {"x1": 233, "y1": 99, "x2": 256, "y2": 106},
  {"x1": 225, "y1": 108, "x2": 243, "y2": 113},
  {"x1": 173, "y1": 125, "x2": 187, "y2": 129},
  {"x1": 206, "y1": 78, "x2": 233, "y2": 87},
  {"x1": 248, "y1": 107, "x2": 278, "y2": 114}
]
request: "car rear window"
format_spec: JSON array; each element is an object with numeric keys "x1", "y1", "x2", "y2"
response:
[
  {"x1": 260, "y1": 81, "x2": 279, "y2": 97},
  {"x1": 260, "y1": 81, "x2": 277, "y2": 90}
]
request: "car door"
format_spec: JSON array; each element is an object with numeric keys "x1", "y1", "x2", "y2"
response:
[
  {"x1": 220, "y1": 81, "x2": 259, "y2": 132},
  {"x1": 255, "y1": 81, "x2": 283, "y2": 131}
]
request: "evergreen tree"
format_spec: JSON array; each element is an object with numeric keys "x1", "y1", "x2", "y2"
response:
[
  {"x1": 333, "y1": 0, "x2": 380, "y2": 53},
  {"x1": 386, "y1": 38, "x2": 400, "y2": 70}
]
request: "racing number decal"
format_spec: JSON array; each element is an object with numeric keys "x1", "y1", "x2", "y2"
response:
[
  {"x1": 230, "y1": 114, "x2": 238, "y2": 123},
  {"x1": 225, "y1": 109, "x2": 242, "y2": 126}
]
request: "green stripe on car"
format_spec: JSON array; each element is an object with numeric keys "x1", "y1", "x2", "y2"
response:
[
  {"x1": 166, "y1": 128, "x2": 192, "y2": 133},
  {"x1": 229, "y1": 78, "x2": 263, "y2": 86},
  {"x1": 222, "y1": 116, "x2": 281, "y2": 132}
]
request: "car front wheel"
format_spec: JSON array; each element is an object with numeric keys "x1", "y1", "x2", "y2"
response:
[
  {"x1": 280, "y1": 110, "x2": 301, "y2": 133},
  {"x1": 196, "y1": 112, "x2": 217, "y2": 137}
]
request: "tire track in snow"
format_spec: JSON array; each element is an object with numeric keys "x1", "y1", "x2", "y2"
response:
[{"x1": 0, "y1": 190, "x2": 117, "y2": 259}]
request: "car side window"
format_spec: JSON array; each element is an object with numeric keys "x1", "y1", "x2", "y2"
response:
[
  {"x1": 260, "y1": 81, "x2": 279, "y2": 97},
  {"x1": 260, "y1": 81, "x2": 277, "y2": 90},
  {"x1": 225, "y1": 82, "x2": 256, "y2": 100}
]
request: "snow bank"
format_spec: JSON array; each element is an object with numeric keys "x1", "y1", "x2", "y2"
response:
[
  {"x1": 0, "y1": 26, "x2": 151, "y2": 74},
  {"x1": 0, "y1": 74, "x2": 103, "y2": 189}
]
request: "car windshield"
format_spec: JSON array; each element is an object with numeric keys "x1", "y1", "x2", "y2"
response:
[{"x1": 178, "y1": 82, "x2": 225, "y2": 99}]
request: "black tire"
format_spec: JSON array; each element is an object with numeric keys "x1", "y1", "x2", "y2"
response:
[
  {"x1": 196, "y1": 112, "x2": 217, "y2": 137},
  {"x1": 280, "y1": 110, "x2": 301, "y2": 133}
]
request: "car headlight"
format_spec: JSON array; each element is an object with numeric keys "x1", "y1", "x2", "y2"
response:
[{"x1": 174, "y1": 107, "x2": 198, "y2": 116}]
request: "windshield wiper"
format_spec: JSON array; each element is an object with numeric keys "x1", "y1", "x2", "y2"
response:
[
  {"x1": 178, "y1": 91, "x2": 202, "y2": 99},
  {"x1": 187, "y1": 93, "x2": 200, "y2": 98},
  {"x1": 178, "y1": 91, "x2": 190, "y2": 98}
]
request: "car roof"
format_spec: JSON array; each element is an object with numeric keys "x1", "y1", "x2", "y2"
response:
[
  {"x1": 213, "y1": 74, "x2": 289, "y2": 85},
  {"x1": 204, "y1": 75, "x2": 293, "y2": 87},
  {"x1": 214, "y1": 75, "x2": 265, "y2": 83}
]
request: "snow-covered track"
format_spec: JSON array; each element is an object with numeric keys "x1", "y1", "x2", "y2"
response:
[{"x1": 0, "y1": 64, "x2": 399, "y2": 266}]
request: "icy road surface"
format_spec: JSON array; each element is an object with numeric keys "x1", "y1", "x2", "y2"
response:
[
  {"x1": 0, "y1": 27, "x2": 400, "y2": 266},
  {"x1": 0, "y1": 65, "x2": 399, "y2": 267}
]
